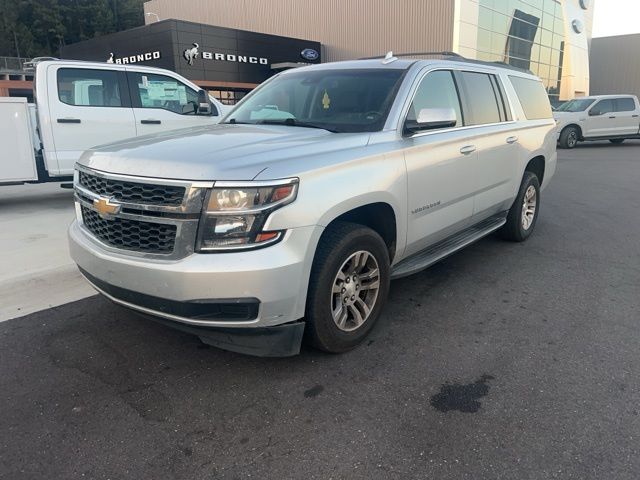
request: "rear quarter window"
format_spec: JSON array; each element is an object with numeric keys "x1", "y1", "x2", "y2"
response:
[{"x1": 508, "y1": 76, "x2": 553, "y2": 120}]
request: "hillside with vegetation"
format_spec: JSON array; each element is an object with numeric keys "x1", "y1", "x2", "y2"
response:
[{"x1": 0, "y1": 0, "x2": 146, "y2": 58}]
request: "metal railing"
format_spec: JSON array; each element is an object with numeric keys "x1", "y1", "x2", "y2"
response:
[{"x1": 0, "y1": 56, "x2": 31, "y2": 73}]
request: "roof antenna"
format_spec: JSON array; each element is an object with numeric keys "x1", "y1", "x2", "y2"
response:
[{"x1": 381, "y1": 51, "x2": 398, "y2": 65}]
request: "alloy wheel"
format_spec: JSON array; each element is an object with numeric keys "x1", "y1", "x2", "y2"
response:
[
  {"x1": 330, "y1": 250, "x2": 380, "y2": 332},
  {"x1": 521, "y1": 185, "x2": 537, "y2": 230}
]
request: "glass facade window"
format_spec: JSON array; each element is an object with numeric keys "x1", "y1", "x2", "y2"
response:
[
  {"x1": 207, "y1": 89, "x2": 250, "y2": 105},
  {"x1": 475, "y1": 0, "x2": 566, "y2": 105}
]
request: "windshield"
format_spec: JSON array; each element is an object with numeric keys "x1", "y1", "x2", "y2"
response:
[
  {"x1": 556, "y1": 99, "x2": 596, "y2": 112},
  {"x1": 223, "y1": 69, "x2": 405, "y2": 133}
]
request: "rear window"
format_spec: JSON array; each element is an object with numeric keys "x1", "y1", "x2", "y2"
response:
[
  {"x1": 509, "y1": 76, "x2": 553, "y2": 120},
  {"x1": 615, "y1": 98, "x2": 636, "y2": 112},
  {"x1": 57, "y1": 68, "x2": 123, "y2": 107},
  {"x1": 460, "y1": 72, "x2": 502, "y2": 125}
]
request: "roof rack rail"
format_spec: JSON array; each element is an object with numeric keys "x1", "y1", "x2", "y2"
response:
[
  {"x1": 359, "y1": 51, "x2": 462, "y2": 60},
  {"x1": 454, "y1": 58, "x2": 534, "y2": 75},
  {"x1": 359, "y1": 51, "x2": 533, "y2": 75}
]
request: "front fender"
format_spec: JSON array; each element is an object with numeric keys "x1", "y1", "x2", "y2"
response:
[{"x1": 264, "y1": 151, "x2": 408, "y2": 261}]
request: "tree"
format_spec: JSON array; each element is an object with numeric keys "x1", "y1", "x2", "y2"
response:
[{"x1": 0, "y1": 0, "x2": 146, "y2": 58}]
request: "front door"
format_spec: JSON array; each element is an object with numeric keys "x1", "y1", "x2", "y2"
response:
[
  {"x1": 585, "y1": 99, "x2": 616, "y2": 137},
  {"x1": 47, "y1": 65, "x2": 137, "y2": 175},
  {"x1": 126, "y1": 71, "x2": 220, "y2": 136},
  {"x1": 403, "y1": 70, "x2": 475, "y2": 257}
]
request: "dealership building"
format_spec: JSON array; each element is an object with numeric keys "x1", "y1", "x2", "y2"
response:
[
  {"x1": 1, "y1": 0, "x2": 594, "y2": 105},
  {"x1": 590, "y1": 33, "x2": 640, "y2": 99},
  {"x1": 141, "y1": 0, "x2": 595, "y2": 105},
  {"x1": 58, "y1": 20, "x2": 321, "y2": 105}
]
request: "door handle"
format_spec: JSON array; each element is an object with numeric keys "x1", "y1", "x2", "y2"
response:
[
  {"x1": 506, "y1": 136, "x2": 519, "y2": 144},
  {"x1": 632, "y1": 115, "x2": 639, "y2": 118},
  {"x1": 57, "y1": 118, "x2": 81, "y2": 124},
  {"x1": 141, "y1": 119, "x2": 161, "y2": 124},
  {"x1": 460, "y1": 145, "x2": 476, "y2": 155},
  {"x1": 608, "y1": 116, "x2": 616, "y2": 119}
]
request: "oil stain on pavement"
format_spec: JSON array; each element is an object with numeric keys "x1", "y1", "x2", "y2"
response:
[
  {"x1": 304, "y1": 384, "x2": 324, "y2": 398},
  {"x1": 430, "y1": 374, "x2": 495, "y2": 413}
]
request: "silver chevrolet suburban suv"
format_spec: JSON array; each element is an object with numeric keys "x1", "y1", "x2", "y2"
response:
[{"x1": 69, "y1": 53, "x2": 557, "y2": 356}]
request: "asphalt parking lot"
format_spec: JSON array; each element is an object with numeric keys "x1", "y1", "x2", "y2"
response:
[{"x1": 1, "y1": 142, "x2": 639, "y2": 479}]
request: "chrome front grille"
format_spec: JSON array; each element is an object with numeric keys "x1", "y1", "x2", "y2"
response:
[
  {"x1": 81, "y1": 206, "x2": 177, "y2": 253},
  {"x1": 79, "y1": 170, "x2": 186, "y2": 206},
  {"x1": 74, "y1": 166, "x2": 209, "y2": 259}
]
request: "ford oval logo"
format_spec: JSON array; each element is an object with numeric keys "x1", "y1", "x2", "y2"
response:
[{"x1": 301, "y1": 48, "x2": 319, "y2": 61}]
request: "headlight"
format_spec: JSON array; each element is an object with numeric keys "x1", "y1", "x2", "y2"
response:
[{"x1": 196, "y1": 179, "x2": 298, "y2": 252}]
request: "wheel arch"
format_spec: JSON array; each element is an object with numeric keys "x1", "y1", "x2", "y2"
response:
[
  {"x1": 322, "y1": 202, "x2": 398, "y2": 262},
  {"x1": 525, "y1": 155, "x2": 546, "y2": 186},
  {"x1": 561, "y1": 123, "x2": 583, "y2": 140}
]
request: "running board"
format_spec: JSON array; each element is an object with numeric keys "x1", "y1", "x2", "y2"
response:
[{"x1": 391, "y1": 214, "x2": 507, "y2": 279}]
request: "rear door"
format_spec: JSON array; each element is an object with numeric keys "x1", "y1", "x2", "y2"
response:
[
  {"x1": 584, "y1": 98, "x2": 616, "y2": 137},
  {"x1": 455, "y1": 70, "x2": 519, "y2": 219},
  {"x1": 47, "y1": 65, "x2": 137, "y2": 175},
  {"x1": 126, "y1": 70, "x2": 221, "y2": 136},
  {"x1": 611, "y1": 97, "x2": 640, "y2": 136}
]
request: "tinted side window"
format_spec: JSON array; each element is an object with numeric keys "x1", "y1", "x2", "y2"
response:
[
  {"x1": 508, "y1": 76, "x2": 553, "y2": 120},
  {"x1": 57, "y1": 68, "x2": 123, "y2": 107},
  {"x1": 614, "y1": 98, "x2": 636, "y2": 112},
  {"x1": 407, "y1": 70, "x2": 463, "y2": 129},
  {"x1": 460, "y1": 72, "x2": 502, "y2": 125},
  {"x1": 129, "y1": 72, "x2": 201, "y2": 115},
  {"x1": 591, "y1": 99, "x2": 614, "y2": 115}
]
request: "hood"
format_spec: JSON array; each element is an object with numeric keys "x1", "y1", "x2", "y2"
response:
[
  {"x1": 553, "y1": 111, "x2": 583, "y2": 120},
  {"x1": 553, "y1": 110, "x2": 582, "y2": 127},
  {"x1": 78, "y1": 124, "x2": 370, "y2": 181}
]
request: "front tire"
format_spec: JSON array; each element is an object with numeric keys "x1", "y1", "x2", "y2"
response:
[
  {"x1": 559, "y1": 126, "x2": 579, "y2": 149},
  {"x1": 500, "y1": 172, "x2": 541, "y2": 242},
  {"x1": 305, "y1": 222, "x2": 390, "y2": 353}
]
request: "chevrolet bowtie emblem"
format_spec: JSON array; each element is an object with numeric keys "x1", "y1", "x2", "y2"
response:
[{"x1": 93, "y1": 196, "x2": 121, "y2": 218}]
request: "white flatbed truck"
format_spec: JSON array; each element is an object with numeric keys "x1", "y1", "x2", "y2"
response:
[{"x1": 1, "y1": 59, "x2": 227, "y2": 186}]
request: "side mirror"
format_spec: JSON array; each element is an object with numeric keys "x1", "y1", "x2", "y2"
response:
[
  {"x1": 197, "y1": 89, "x2": 211, "y2": 115},
  {"x1": 405, "y1": 108, "x2": 457, "y2": 134},
  {"x1": 589, "y1": 108, "x2": 602, "y2": 116}
]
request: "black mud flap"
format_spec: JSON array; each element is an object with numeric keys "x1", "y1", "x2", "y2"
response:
[
  {"x1": 197, "y1": 322, "x2": 305, "y2": 357},
  {"x1": 141, "y1": 313, "x2": 305, "y2": 357}
]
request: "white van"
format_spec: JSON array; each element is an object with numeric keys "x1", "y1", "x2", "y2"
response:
[{"x1": 0, "y1": 59, "x2": 228, "y2": 185}]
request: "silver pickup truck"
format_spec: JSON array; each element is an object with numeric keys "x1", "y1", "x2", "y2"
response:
[{"x1": 69, "y1": 53, "x2": 557, "y2": 356}]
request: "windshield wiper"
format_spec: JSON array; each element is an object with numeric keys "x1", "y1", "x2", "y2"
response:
[
  {"x1": 224, "y1": 118, "x2": 255, "y2": 125},
  {"x1": 257, "y1": 118, "x2": 339, "y2": 133}
]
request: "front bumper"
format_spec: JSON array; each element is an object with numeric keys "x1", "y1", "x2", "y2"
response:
[{"x1": 69, "y1": 220, "x2": 323, "y2": 353}]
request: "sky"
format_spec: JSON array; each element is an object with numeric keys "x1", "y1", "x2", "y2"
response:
[{"x1": 592, "y1": 0, "x2": 640, "y2": 38}]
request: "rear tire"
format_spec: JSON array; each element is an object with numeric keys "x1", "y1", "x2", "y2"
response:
[
  {"x1": 610, "y1": 139, "x2": 625, "y2": 144},
  {"x1": 305, "y1": 222, "x2": 390, "y2": 353},
  {"x1": 500, "y1": 172, "x2": 541, "y2": 242},
  {"x1": 559, "y1": 126, "x2": 579, "y2": 149}
]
